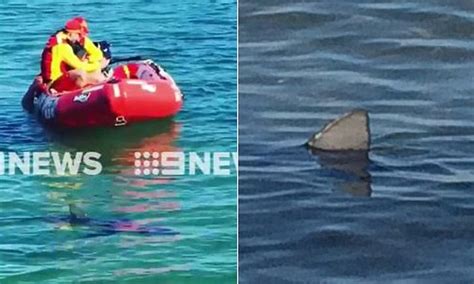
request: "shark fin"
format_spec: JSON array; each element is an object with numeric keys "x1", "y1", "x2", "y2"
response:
[
  {"x1": 69, "y1": 204, "x2": 87, "y2": 220},
  {"x1": 307, "y1": 109, "x2": 370, "y2": 151}
]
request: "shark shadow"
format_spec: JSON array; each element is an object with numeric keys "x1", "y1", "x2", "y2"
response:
[
  {"x1": 1, "y1": 204, "x2": 179, "y2": 238},
  {"x1": 65, "y1": 204, "x2": 179, "y2": 238}
]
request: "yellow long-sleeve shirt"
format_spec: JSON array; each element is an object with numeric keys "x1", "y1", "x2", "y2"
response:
[{"x1": 41, "y1": 31, "x2": 104, "y2": 83}]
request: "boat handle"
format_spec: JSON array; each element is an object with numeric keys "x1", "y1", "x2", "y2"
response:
[{"x1": 115, "y1": 115, "x2": 127, "y2": 127}]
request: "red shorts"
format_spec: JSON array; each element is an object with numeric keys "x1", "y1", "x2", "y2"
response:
[{"x1": 50, "y1": 73, "x2": 79, "y2": 92}]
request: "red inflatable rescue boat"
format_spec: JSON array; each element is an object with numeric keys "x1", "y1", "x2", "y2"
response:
[{"x1": 22, "y1": 60, "x2": 183, "y2": 128}]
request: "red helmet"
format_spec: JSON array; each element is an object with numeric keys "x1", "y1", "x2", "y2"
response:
[
  {"x1": 73, "y1": 16, "x2": 89, "y2": 35},
  {"x1": 64, "y1": 18, "x2": 82, "y2": 33}
]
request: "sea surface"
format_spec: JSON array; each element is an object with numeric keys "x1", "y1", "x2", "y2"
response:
[
  {"x1": 0, "y1": 0, "x2": 237, "y2": 283},
  {"x1": 239, "y1": 0, "x2": 474, "y2": 283}
]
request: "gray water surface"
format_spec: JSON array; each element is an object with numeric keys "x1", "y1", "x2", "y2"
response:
[{"x1": 239, "y1": 1, "x2": 474, "y2": 282}]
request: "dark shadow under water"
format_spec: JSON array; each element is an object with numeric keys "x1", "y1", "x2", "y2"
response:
[{"x1": 308, "y1": 148, "x2": 372, "y2": 197}]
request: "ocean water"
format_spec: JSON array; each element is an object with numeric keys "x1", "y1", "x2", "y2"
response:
[
  {"x1": 0, "y1": 0, "x2": 237, "y2": 283},
  {"x1": 239, "y1": 0, "x2": 474, "y2": 283}
]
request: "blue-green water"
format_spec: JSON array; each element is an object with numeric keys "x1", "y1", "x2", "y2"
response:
[{"x1": 0, "y1": 1, "x2": 237, "y2": 283}]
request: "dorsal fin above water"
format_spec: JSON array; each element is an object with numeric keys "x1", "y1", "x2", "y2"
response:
[
  {"x1": 306, "y1": 109, "x2": 370, "y2": 151},
  {"x1": 69, "y1": 204, "x2": 87, "y2": 220}
]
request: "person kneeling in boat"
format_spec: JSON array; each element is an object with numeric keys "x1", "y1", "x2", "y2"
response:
[
  {"x1": 69, "y1": 17, "x2": 112, "y2": 73},
  {"x1": 40, "y1": 17, "x2": 109, "y2": 93}
]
